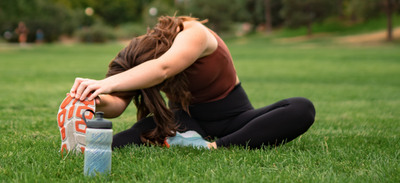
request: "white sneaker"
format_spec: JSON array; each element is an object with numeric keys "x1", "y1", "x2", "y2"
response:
[
  {"x1": 166, "y1": 131, "x2": 209, "y2": 149},
  {"x1": 57, "y1": 94, "x2": 95, "y2": 153}
]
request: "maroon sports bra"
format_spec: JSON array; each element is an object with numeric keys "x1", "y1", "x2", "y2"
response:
[{"x1": 168, "y1": 31, "x2": 237, "y2": 104}]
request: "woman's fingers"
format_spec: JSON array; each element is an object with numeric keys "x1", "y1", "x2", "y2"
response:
[
  {"x1": 94, "y1": 96, "x2": 101, "y2": 105},
  {"x1": 80, "y1": 83, "x2": 99, "y2": 101},
  {"x1": 70, "y1": 78, "x2": 111, "y2": 101},
  {"x1": 90, "y1": 89, "x2": 103, "y2": 102},
  {"x1": 70, "y1": 78, "x2": 87, "y2": 98},
  {"x1": 71, "y1": 78, "x2": 94, "y2": 100},
  {"x1": 75, "y1": 80, "x2": 93, "y2": 100}
]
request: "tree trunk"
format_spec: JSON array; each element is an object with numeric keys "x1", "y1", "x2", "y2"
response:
[
  {"x1": 385, "y1": 0, "x2": 393, "y2": 41},
  {"x1": 264, "y1": 0, "x2": 272, "y2": 33},
  {"x1": 307, "y1": 21, "x2": 312, "y2": 37},
  {"x1": 336, "y1": 0, "x2": 344, "y2": 19}
]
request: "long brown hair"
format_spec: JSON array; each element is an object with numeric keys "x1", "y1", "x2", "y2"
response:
[{"x1": 106, "y1": 15, "x2": 206, "y2": 145}]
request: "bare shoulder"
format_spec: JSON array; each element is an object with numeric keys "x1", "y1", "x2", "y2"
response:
[
  {"x1": 182, "y1": 20, "x2": 205, "y2": 30},
  {"x1": 180, "y1": 21, "x2": 218, "y2": 57},
  {"x1": 179, "y1": 21, "x2": 208, "y2": 38},
  {"x1": 154, "y1": 20, "x2": 217, "y2": 78},
  {"x1": 172, "y1": 21, "x2": 210, "y2": 50}
]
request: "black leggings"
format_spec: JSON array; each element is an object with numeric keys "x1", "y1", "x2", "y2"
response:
[{"x1": 112, "y1": 83, "x2": 316, "y2": 149}]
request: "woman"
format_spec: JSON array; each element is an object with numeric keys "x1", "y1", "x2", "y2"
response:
[{"x1": 57, "y1": 15, "x2": 315, "y2": 152}]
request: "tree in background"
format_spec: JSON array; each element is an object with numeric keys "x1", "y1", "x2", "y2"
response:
[
  {"x1": 280, "y1": 0, "x2": 334, "y2": 36},
  {"x1": 348, "y1": 0, "x2": 400, "y2": 41},
  {"x1": 264, "y1": 0, "x2": 273, "y2": 33},
  {"x1": 336, "y1": 0, "x2": 345, "y2": 19},
  {"x1": 237, "y1": 0, "x2": 283, "y2": 32},
  {"x1": 380, "y1": 0, "x2": 400, "y2": 41},
  {"x1": 181, "y1": 0, "x2": 246, "y2": 33},
  {"x1": 383, "y1": 0, "x2": 400, "y2": 41}
]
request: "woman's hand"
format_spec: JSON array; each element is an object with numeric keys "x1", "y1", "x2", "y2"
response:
[{"x1": 69, "y1": 77, "x2": 113, "y2": 102}]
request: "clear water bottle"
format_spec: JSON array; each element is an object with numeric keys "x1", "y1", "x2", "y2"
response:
[{"x1": 82, "y1": 110, "x2": 113, "y2": 176}]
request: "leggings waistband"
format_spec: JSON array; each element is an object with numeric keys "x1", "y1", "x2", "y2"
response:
[{"x1": 171, "y1": 83, "x2": 254, "y2": 122}]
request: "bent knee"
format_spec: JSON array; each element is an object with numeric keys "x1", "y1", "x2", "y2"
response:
[{"x1": 289, "y1": 97, "x2": 316, "y2": 127}]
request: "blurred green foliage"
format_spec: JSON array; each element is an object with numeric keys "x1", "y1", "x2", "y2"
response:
[
  {"x1": 281, "y1": 0, "x2": 335, "y2": 36},
  {"x1": 115, "y1": 23, "x2": 148, "y2": 40},
  {"x1": 0, "y1": 0, "x2": 81, "y2": 42},
  {"x1": 179, "y1": 0, "x2": 245, "y2": 33},
  {"x1": 84, "y1": 0, "x2": 142, "y2": 26},
  {"x1": 142, "y1": 0, "x2": 178, "y2": 28},
  {"x1": 176, "y1": 0, "x2": 284, "y2": 33},
  {"x1": 345, "y1": 0, "x2": 400, "y2": 22},
  {"x1": 75, "y1": 21, "x2": 116, "y2": 43},
  {"x1": 0, "y1": 0, "x2": 398, "y2": 43},
  {"x1": 246, "y1": 0, "x2": 284, "y2": 28}
]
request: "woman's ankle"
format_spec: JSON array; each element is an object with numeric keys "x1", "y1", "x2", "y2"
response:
[{"x1": 208, "y1": 142, "x2": 217, "y2": 149}]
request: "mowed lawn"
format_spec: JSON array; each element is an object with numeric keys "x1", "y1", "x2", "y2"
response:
[{"x1": 0, "y1": 37, "x2": 399, "y2": 182}]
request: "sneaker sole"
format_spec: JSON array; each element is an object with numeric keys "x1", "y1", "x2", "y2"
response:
[{"x1": 57, "y1": 94, "x2": 95, "y2": 154}]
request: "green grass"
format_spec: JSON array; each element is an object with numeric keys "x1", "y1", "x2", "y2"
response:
[
  {"x1": 0, "y1": 38, "x2": 400, "y2": 182},
  {"x1": 275, "y1": 14, "x2": 400, "y2": 38}
]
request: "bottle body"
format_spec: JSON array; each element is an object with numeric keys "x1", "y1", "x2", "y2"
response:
[{"x1": 84, "y1": 128, "x2": 113, "y2": 176}]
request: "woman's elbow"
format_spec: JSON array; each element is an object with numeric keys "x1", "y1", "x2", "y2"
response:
[
  {"x1": 103, "y1": 107, "x2": 126, "y2": 118},
  {"x1": 97, "y1": 95, "x2": 130, "y2": 118}
]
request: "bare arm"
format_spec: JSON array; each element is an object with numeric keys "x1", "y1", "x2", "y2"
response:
[
  {"x1": 70, "y1": 22, "x2": 211, "y2": 101},
  {"x1": 95, "y1": 94, "x2": 132, "y2": 118}
]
